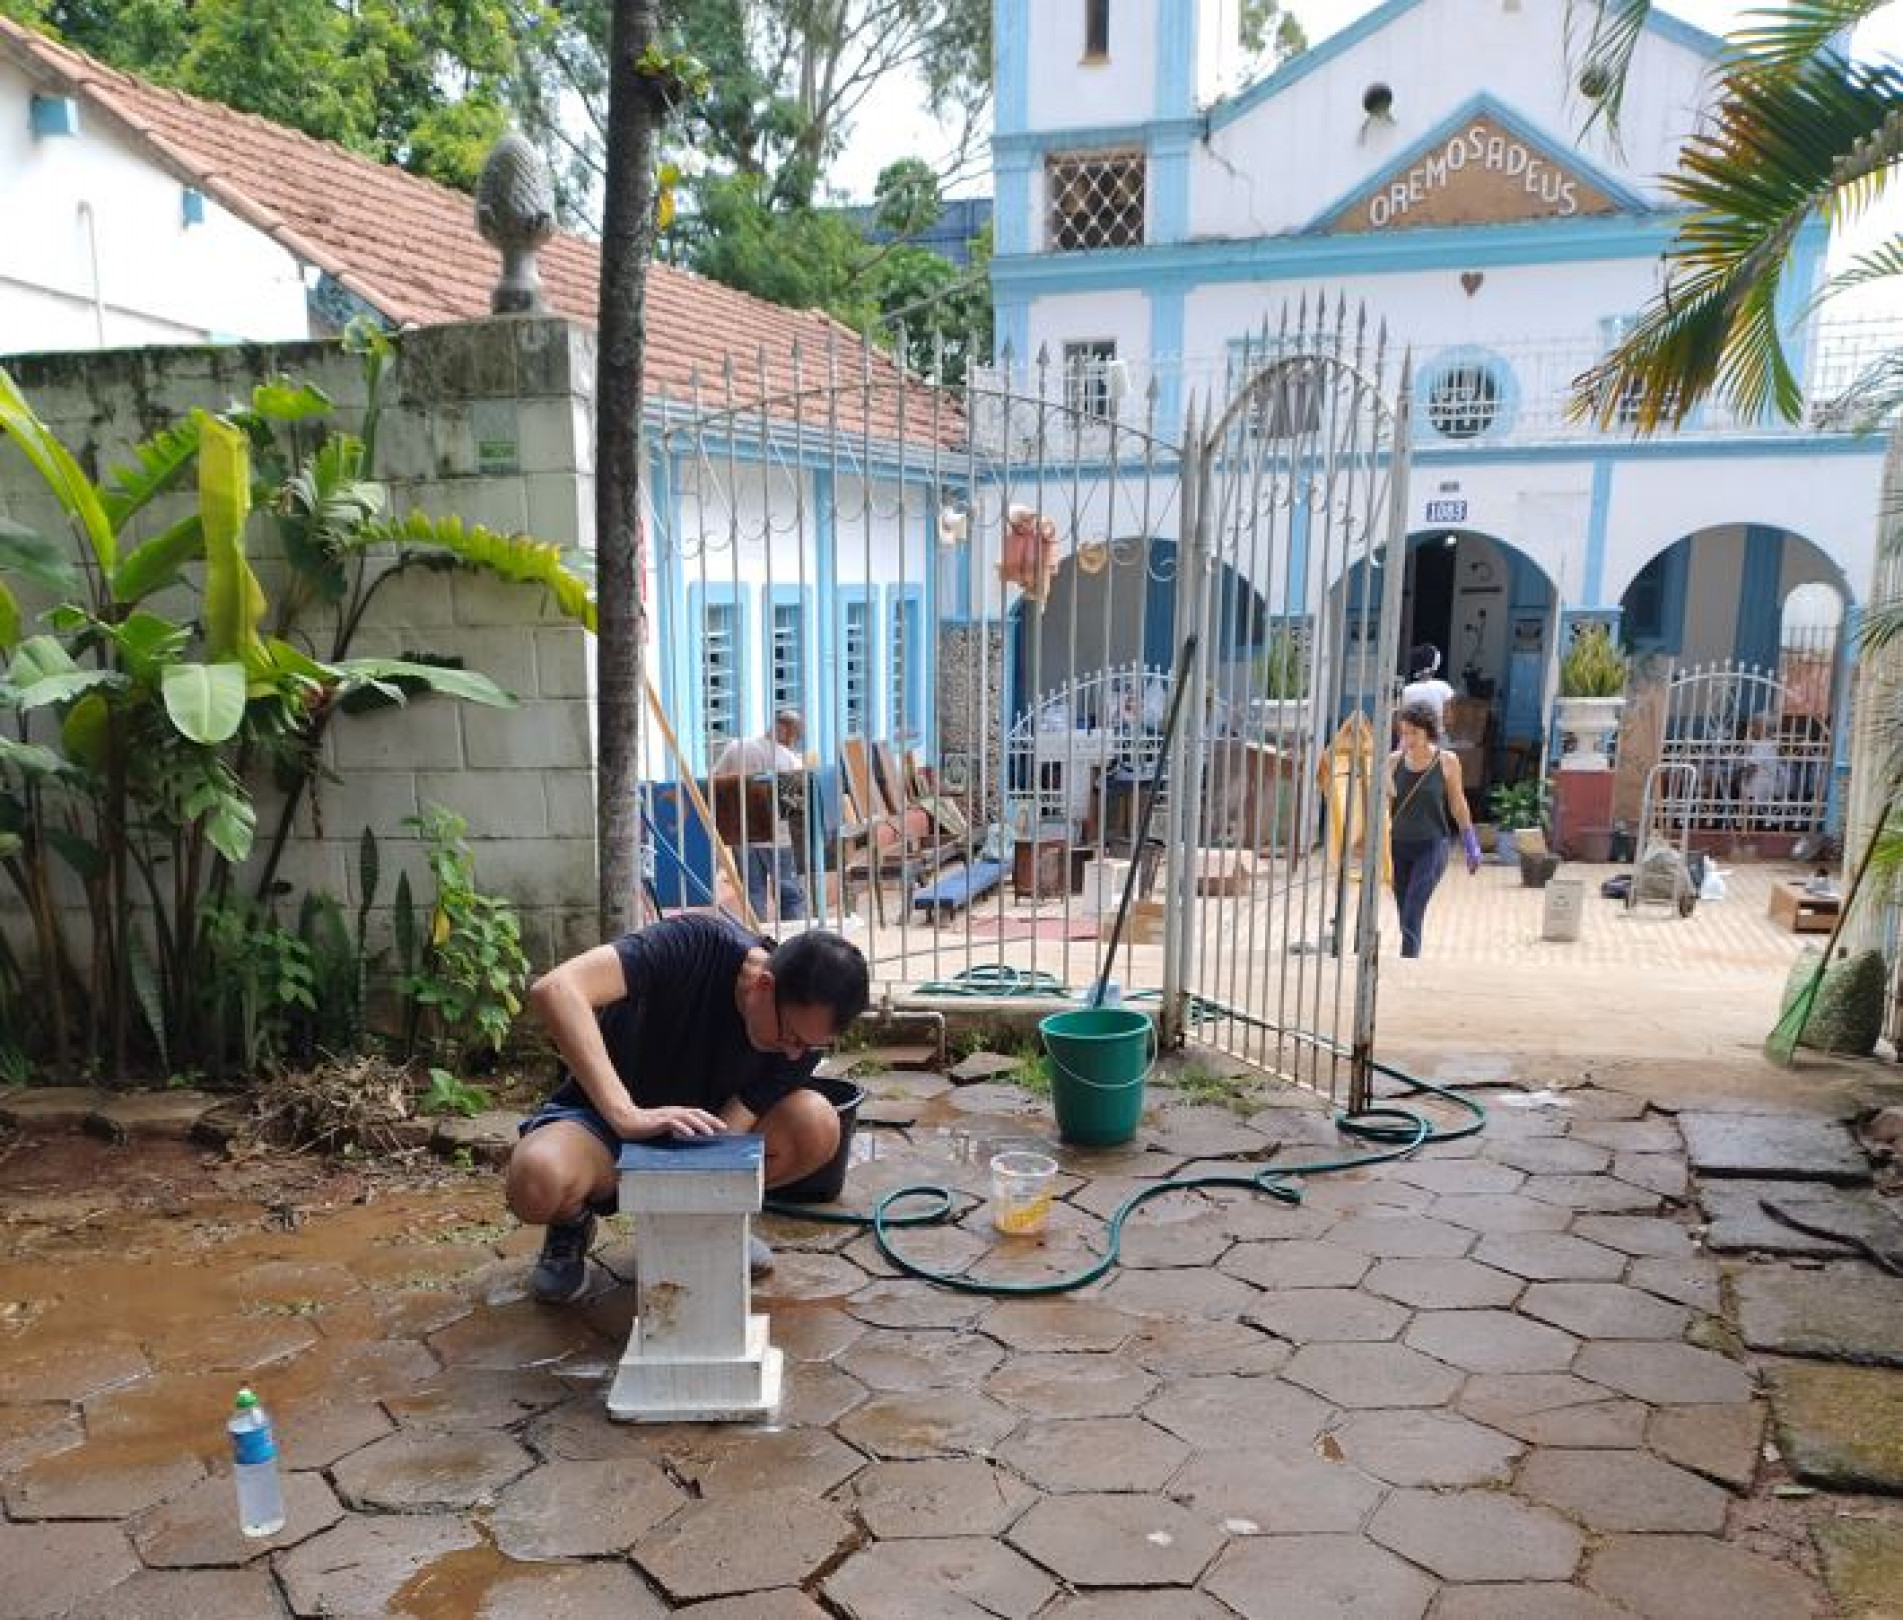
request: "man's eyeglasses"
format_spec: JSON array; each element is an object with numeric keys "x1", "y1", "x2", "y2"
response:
[{"x1": 771, "y1": 1002, "x2": 835, "y2": 1059}]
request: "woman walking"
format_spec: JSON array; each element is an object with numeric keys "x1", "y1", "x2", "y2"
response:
[{"x1": 1388, "y1": 699, "x2": 1482, "y2": 958}]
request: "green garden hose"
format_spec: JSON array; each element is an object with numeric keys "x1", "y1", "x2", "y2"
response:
[{"x1": 765, "y1": 1047, "x2": 1486, "y2": 1298}]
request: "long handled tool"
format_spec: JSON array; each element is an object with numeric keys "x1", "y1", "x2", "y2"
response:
[
  {"x1": 1764, "y1": 810, "x2": 1887, "y2": 1067},
  {"x1": 1092, "y1": 633, "x2": 1200, "y2": 1010},
  {"x1": 642, "y1": 679, "x2": 761, "y2": 933}
]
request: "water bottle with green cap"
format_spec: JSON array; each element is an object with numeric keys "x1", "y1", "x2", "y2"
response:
[{"x1": 228, "y1": 1387, "x2": 285, "y2": 1537}]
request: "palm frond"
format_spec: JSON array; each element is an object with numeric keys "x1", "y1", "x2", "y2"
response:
[
  {"x1": 1569, "y1": 0, "x2": 1653, "y2": 139},
  {"x1": 100, "y1": 417, "x2": 201, "y2": 534},
  {"x1": 357, "y1": 511, "x2": 597, "y2": 631},
  {"x1": 1812, "y1": 232, "x2": 1903, "y2": 303},
  {"x1": 1729, "y1": 0, "x2": 1891, "y2": 75},
  {"x1": 1572, "y1": 53, "x2": 1903, "y2": 430}
]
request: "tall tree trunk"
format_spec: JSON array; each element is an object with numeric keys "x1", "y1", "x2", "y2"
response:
[{"x1": 595, "y1": 0, "x2": 662, "y2": 940}]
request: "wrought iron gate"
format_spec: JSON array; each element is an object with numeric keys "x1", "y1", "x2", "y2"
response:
[
  {"x1": 1656, "y1": 660, "x2": 1834, "y2": 843},
  {"x1": 649, "y1": 301, "x2": 1409, "y2": 1109}
]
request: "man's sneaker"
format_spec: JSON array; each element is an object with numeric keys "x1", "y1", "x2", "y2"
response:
[
  {"x1": 747, "y1": 1232, "x2": 774, "y2": 1278},
  {"x1": 530, "y1": 1213, "x2": 596, "y2": 1304}
]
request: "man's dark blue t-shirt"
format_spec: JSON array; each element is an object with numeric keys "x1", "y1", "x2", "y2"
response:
[{"x1": 546, "y1": 914, "x2": 819, "y2": 1122}]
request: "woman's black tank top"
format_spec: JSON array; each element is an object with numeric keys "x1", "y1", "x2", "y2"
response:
[{"x1": 1391, "y1": 750, "x2": 1452, "y2": 842}]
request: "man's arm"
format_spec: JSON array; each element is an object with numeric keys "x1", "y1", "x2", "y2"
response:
[{"x1": 528, "y1": 945, "x2": 724, "y2": 1140}]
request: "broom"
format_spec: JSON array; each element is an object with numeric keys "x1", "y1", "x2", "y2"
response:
[{"x1": 1764, "y1": 813, "x2": 1887, "y2": 1067}]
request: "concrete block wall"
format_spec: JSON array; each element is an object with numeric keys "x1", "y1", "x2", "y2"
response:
[{"x1": 0, "y1": 316, "x2": 602, "y2": 973}]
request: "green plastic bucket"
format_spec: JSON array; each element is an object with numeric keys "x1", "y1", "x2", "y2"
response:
[{"x1": 1039, "y1": 1007, "x2": 1156, "y2": 1146}]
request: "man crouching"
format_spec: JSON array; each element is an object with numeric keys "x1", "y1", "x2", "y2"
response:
[{"x1": 506, "y1": 914, "x2": 870, "y2": 1302}]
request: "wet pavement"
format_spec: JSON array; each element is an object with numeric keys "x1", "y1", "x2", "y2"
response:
[{"x1": 1, "y1": 1061, "x2": 1900, "y2": 1618}]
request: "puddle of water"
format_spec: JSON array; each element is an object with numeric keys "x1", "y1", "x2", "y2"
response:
[{"x1": 389, "y1": 1523, "x2": 516, "y2": 1620}]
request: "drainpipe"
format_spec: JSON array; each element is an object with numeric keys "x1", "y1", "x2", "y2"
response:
[{"x1": 76, "y1": 199, "x2": 105, "y2": 346}]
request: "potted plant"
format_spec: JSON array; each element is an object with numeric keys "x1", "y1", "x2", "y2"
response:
[
  {"x1": 1253, "y1": 627, "x2": 1308, "y2": 738},
  {"x1": 1488, "y1": 778, "x2": 1548, "y2": 864},
  {"x1": 1555, "y1": 624, "x2": 1629, "y2": 771}
]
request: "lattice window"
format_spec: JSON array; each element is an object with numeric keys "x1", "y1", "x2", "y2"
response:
[
  {"x1": 844, "y1": 599, "x2": 873, "y2": 737},
  {"x1": 700, "y1": 600, "x2": 741, "y2": 758},
  {"x1": 770, "y1": 600, "x2": 806, "y2": 715},
  {"x1": 1426, "y1": 363, "x2": 1502, "y2": 439},
  {"x1": 890, "y1": 594, "x2": 923, "y2": 738},
  {"x1": 1064, "y1": 339, "x2": 1118, "y2": 419},
  {"x1": 1046, "y1": 151, "x2": 1145, "y2": 251}
]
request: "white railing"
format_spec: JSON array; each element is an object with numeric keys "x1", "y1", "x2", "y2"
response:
[{"x1": 975, "y1": 317, "x2": 1903, "y2": 453}]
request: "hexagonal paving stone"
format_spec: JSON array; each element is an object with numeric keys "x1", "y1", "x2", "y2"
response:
[
  {"x1": 823, "y1": 1536, "x2": 1056, "y2": 1618},
  {"x1": 1587, "y1": 1533, "x2": 1821, "y2": 1620},
  {"x1": 1520, "y1": 1281, "x2": 1691, "y2": 1340},
  {"x1": 1626, "y1": 1255, "x2": 1723, "y2": 1312},
  {"x1": 0, "y1": 1333, "x2": 150, "y2": 1403},
  {"x1": 1521, "y1": 1174, "x2": 1662, "y2": 1214},
  {"x1": 851, "y1": 1458, "x2": 1028, "y2": 1540},
  {"x1": 331, "y1": 1427, "x2": 534, "y2": 1511},
  {"x1": 0, "y1": 1521, "x2": 142, "y2": 1617},
  {"x1": 1220, "y1": 1239, "x2": 1372, "y2": 1290},
  {"x1": 837, "y1": 1330, "x2": 1004, "y2": 1393},
  {"x1": 635, "y1": 1490, "x2": 853, "y2": 1603},
  {"x1": 1472, "y1": 1231, "x2": 1627, "y2": 1282},
  {"x1": 983, "y1": 1353, "x2": 1157, "y2": 1419},
  {"x1": 1370, "y1": 1488, "x2": 1584, "y2": 1582},
  {"x1": 997, "y1": 1416, "x2": 1188, "y2": 1493},
  {"x1": 1518, "y1": 1447, "x2": 1729, "y2": 1533},
  {"x1": 770, "y1": 1305, "x2": 869, "y2": 1364},
  {"x1": 1431, "y1": 1194, "x2": 1575, "y2": 1234},
  {"x1": 843, "y1": 1279, "x2": 991, "y2": 1332},
  {"x1": 1458, "y1": 1373, "x2": 1648, "y2": 1447},
  {"x1": 1113, "y1": 1208, "x2": 1240, "y2": 1270},
  {"x1": 1390, "y1": 1158, "x2": 1526, "y2": 1195},
  {"x1": 1362, "y1": 1257, "x2": 1522, "y2": 1310},
  {"x1": 490, "y1": 1458, "x2": 683, "y2": 1559},
  {"x1": 673, "y1": 1592, "x2": 824, "y2": 1620},
  {"x1": 3, "y1": 1437, "x2": 205, "y2": 1523},
  {"x1": 475, "y1": 1560, "x2": 671, "y2": 1617},
  {"x1": 1324, "y1": 1215, "x2": 1474, "y2": 1258},
  {"x1": 753, "y1": 1253, "x2": 877, "y2": 1309},
  {"x1": 1403, "y1": 1309, "x2": 1579, "y2": 1375},
  {"x1": 1734, "y1": 1262, "x2": 1903, "y2": 1365},
  {"x1": 1246, "y1": 1288, "x2": 1409, "y2": 1344},
  {"x1": 673, "y1": 1427, "x2": 869, "y2": 1499},
  {"x1": 0, "y1": 1402, "x2": 81, "y2": 1475},
  {"x1": 1166, "y1": 1447, "x2": 1384, "y2": 1534},
  {"x1": 1297, "y1": 1176, "x2": 1435, "y2": 1217},
  {"x1": 1100, "y1": 1267, "x2": 1260, "y2": 1321},
  {"x1": 427, "y1": 1300, "x2": 608, "y2": 1371},
  {"x1": 1431, "y1": 1585, "x2": 1638, "y2": 1619},
  {"x1": 980, "y1": 1300, "x2": 1138, "y2": 1353},
  {"x1": 1146, "y1": 1105, "x2": 1272, "y2": 1159},
  {"x1": 522, "y1": 1396, "x2": 682, "y2": 1465},
  {"x1": 1123, "y1": 1318, "x2": 1291, "y2": 1378},
  {"x1": 1009, "y1": 1493, "x2": 1224, "y2": 1588},
  {"x1": 778, "y1": 1361, "x2": 868, "y2": 1428},
  {"x1": 381, "y1": 1367, "x2": 571, "y2": 1430},
  {"x1": 1647, "y1": 1401, "x2": 1765, "y2": 1492},
  {"x1": 1493, "y1": 1138, "x2": 1615, "y2": 1176},
  {"x1": 128, "y1": 1469, "x2": 341, "y2": 1566},
  {"x1": 64, "y1": 1566, "x2": 286, "y2": 1620},
  {"x1": 276, "y1": 1513, "x2": 482, "y2": 1616},
  {"x1": 1204, "y1": 1534, "x2": 1434, "y2": 1620},
  {"x1": 1573, "y1": 1341, "x2": 1754, "y2": 1406},
  {"x1": 1333, "y1": 1408, "x2": 1521, "y2": 1486},
  {"x1": 835, "y1": 1389, "x2": 1018, "y2": 1461},
  {"x1": 1143, "y1": 1374, "x2": 1333, "y2": 1451},
  {"x1": 1572, "y1": 1215, "x2": 1698, "y2": 1258},
  {"x1": 1613, "y1": 1154, "x2": 1689, "y2": 1199},
  {"x1": 1571, "y1": 1118, "x2": 1682, "y2": 1154},
  {"x1": 1283, "y1": 1342, "x2": 1463, "y2": 1408},
  {"x1": 1040, "y1": 1592, "x2": 1236, "y2": 1620}
]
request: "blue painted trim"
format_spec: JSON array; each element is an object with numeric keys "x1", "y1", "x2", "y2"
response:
[
  {"x1": 181, "y1": 187, "x2": 207, "y2": 227},
  {"x1": 763, "y1": 584, "x2": 816, "y2": 718},
  {"x1": 1826, "y1": 602, "x2": 1860, "y2": 832},
  {"x1": 1151, "y1": 131, "x2": 1193, "y2": 246},
  {"x1": 1584, "y1": 460, "x2": 1613, "y2": 603},
  {"x1": 1661, "y1": 540, "x2": 1689, "y2": 652},
  {"x1": 995, "y1": 152, "x2": 1033, "y2": 257},
  {"x1": 996, "y1": 0, "x2": 1031, "y2": 136},
  {"x1": 1149, "y1": 284, "x2": 1186, "y2": 432},
  {"x1": 993, "y1": 116, "x2": 1205, "y2": 160},
  {"x1": 1413, "y1": 434, "x2": 1882, "y2": 466},
  {"x1": 1288, "y1": 498, "x2": 1310, "y2": 614},
  {"x1": 989, "y1": 212, "x2": 1691, "y2": 295},
  {"x1": 1297, "y1": 92, "x2": 1658, "y2": 233},
  {"x1": 836, "y1": 584, "x2": 882, "y2": 742},
  {"x1": 1156, "y1": 0, "x2": 1197, "y2": 119},
  {"x1": 684, "y1": 580, "x2": 753, "y2": 775},
  {"x1": 1735, "y1": 525, "x2": 1783, "y2": 668},
  {"x1": 652, "y1": 452, "x2": 682, "y2": 732},
  {"x1": 1417, "y1": 344, "x2": 1523, "y2": 446},
  {"x1": 813, "y1": 472, "x2": 838, "y2": 765},
  {"x1": 996, "y1": 298, "x2": 1030, "y2": 367},
  {"x1": 1206, "y1": 0, "x2": 1722, "y2": 132},
  {"x1": 886, "y1": 584, "x2": 929, "y2": 741},
  {"x1": 1778, "y1": 217, "x2": 1831, "y2": 387}
]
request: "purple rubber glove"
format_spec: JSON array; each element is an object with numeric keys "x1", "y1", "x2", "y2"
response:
[{"x1": 1461, "y1": 826, "x2": 1482, "y2": 874}]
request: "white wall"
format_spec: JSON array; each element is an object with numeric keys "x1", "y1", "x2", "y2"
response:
[
  {"x1": 1190, "y1": 0, "x2": 1706, "y2": 238},
  {"x1": 0, "y1": 60, "x2": 308, "y2": 355},
  {"x1": 1024, "y1": 0, "x2": 1165, "y2": 132}
]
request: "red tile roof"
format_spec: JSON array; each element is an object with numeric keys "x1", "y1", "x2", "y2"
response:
[{"x1": 0, "y1": 15, "x2": 959, "y2": 446}]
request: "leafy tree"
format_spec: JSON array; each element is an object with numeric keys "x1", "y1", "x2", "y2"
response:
[
  {"x1": 1570, "y1": 0, "x2": 1902, "y2": 432},
  {"x1": 1241, "y1": 0, "x2": 1309, "y2": 72}
]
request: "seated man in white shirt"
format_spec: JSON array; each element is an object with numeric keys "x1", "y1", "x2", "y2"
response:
[{"x1": 712, "y1": 707, "x2": 808, "y2": 923}]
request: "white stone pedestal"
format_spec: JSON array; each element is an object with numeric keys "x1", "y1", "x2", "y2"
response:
[{"x1": 606, "y1": 1136, "x2": 784, "y2": 1423}]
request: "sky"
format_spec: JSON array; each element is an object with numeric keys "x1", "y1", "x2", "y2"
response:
[{"x1": 829, "y1": 0, "x2": 1903, "y2": 319}]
